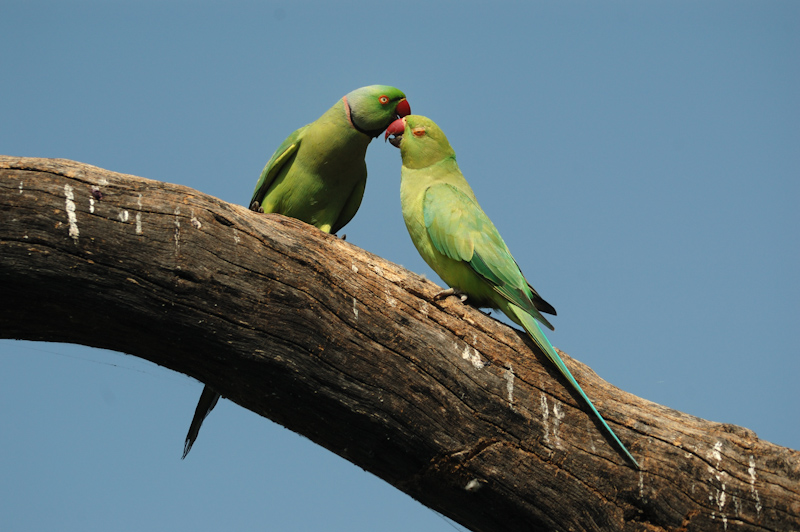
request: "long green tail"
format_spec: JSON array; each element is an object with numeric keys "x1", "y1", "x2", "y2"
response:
[{"x1": 508, "y1": 305, "x2": 641, "y2": 470}]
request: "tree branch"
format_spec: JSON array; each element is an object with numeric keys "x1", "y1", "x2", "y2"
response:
[{"x1": 1, "y1": 156, "x2": 797, "y2": 532}]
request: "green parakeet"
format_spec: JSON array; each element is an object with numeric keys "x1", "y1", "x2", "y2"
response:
[
  {"x1": 250, "y1": 84, "x2": 411, "y2": 232},
  {"x1": 385, "y1": 115, "x2": 640, "y2": 470},
  {"x1": 182, "y1": 85, "x2": 410, "y2": 459}
]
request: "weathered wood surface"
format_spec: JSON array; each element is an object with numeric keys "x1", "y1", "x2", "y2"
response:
[{"x1": 1, "y1": 156, "x2": 798, "y2": 532}]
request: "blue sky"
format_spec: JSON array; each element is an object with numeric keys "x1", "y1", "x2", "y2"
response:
[{"x1": 1, "y1": 2, "x2": 798, "y2": 531}]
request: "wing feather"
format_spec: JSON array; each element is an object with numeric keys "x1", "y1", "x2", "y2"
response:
[
  {"x1": 249, "y1": 125, "x2": 307, "y2": 210},
  {"x1": 422, "y1": 183, "x2": 554, "y2": 328}
]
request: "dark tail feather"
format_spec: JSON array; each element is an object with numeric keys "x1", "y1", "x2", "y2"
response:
[
  {"x1": 182, "y1": 385, "x2": 220, "y2": 459},
  {"x1": 528, "y1": 283, "x2": 557, "y2": 316}
]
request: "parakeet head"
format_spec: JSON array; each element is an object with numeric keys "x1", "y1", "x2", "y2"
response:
[
  {"x1": 343, "y1": 85, "x2": 410, "y2": 138},
  {"x1": 385, "y1": 115, "x2": 456, "y2": 169}
]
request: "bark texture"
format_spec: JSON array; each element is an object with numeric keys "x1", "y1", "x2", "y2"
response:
[{"x1": 1, "y1": 156, "x2": 798, "y2": 532}]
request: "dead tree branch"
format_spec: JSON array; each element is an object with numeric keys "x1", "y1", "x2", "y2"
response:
[{"x1": 1, "y1": 156, "x2": 797, "y2": 532}]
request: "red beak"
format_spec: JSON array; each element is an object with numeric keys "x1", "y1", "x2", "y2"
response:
[
  {"x1": 384, "y1": 117, "x2": 406, "y2": 142},
  {"x1": 395, "y1": 98, "x2": 411, "y2": 118}
]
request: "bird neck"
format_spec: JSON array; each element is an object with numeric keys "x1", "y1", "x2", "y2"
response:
[{"x1": 314, "y1": 102, "x2": 373, "y2": 151}]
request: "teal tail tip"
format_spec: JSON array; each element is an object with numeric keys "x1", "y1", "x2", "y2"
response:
[
  {"x1": 515, "y1": 309, "x2": 642, "y2": 470},
  {"x1": 591, "y1": 407, "x2": 641, "y2": 470},
  {"x1": 621, "y1": 446, "x2": 641, "y2": 470},
  {"x1": 601, "y1": 410, "x2": 640, "y2": 470}
]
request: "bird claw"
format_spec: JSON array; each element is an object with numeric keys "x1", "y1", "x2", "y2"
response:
[
  {"x1": 434, "y1": 288, "x2": 468, "y2": 303},
  {"x1": 433, "y1": 288, "x2": 454, "y2": 299},
  {"x1": 249, "y1": 201, "x2": 265, "y2": 213}
]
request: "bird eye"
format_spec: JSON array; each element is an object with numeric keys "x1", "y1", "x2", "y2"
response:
[
  {"x1": 412, "y1": 127, "x2": 426, "y2": 137},
  {"x1": 379, "y1": 95, "x2": 390, "y2": 105}
]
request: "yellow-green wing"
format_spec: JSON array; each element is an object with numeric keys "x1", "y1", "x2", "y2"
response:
[
  {"x1": 422, "y1": 183, "x2": 553, "y2": 329},
  {"x1": 249, "y1": 125, "x2": 308, "y2": 210}
]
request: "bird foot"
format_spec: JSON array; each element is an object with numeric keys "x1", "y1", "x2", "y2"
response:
[
  {"x1": 434, "y1": 288, "x2": 468, "y2": 302},
  {"x1": 249, "y1": 201, "x2": 264, "y2": 213}
]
